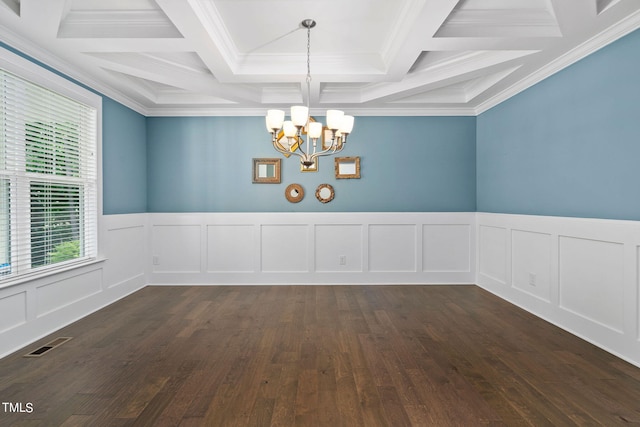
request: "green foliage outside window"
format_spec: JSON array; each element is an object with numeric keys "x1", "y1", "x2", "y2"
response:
[{"x1": 48, "y1": 240, "x2": 80, "y2": 264}]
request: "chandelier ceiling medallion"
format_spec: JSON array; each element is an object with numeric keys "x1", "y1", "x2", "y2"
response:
[{"x1": 265, "y1": 19, "x2": 354, "y2": 167}]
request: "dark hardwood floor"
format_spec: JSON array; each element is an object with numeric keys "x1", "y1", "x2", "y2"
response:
[{"x1": 1, "y1": 285, "x2": 639, "y2": 426}]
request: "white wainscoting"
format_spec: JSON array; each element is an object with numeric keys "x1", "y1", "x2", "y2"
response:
[
  {"x1": 477, "y1": 212, "x2": 640, "y2": 368},
  {"x1": 148, "y1": 212, "x2": 476, "y2": 285},
  {"x1": 5, "y1": 211, "x2": 639, "y2": 369},
  {"x1": 0, "y1": 213, "x2": 147, "y2": 359}
]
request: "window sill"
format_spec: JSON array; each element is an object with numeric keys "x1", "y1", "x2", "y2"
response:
[{"x1": 0, "y1": 257, "x2": 107, "y2": 290}]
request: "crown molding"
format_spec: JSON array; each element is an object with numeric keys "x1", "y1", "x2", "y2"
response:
[
  {"x1": 474, "y1": 8, "x2": 640, "y2": 115},
  {"x1": 145, "y1": 106, "x2": 478, "y2": 117},
  {"x1": 0, "y1": 25, "x2": 150, "y2": 116}
]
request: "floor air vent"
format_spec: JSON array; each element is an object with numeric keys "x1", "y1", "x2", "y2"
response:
[{"x1": 24, "y1": 337, "x2": 72, "y2": 358}]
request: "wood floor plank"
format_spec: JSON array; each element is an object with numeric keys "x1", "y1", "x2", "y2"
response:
[
  {"x1": 269, "y1": 363, "x2": 299, "y2": 426},
  {"x1": 1, "y1": 285, "x2": 640, "y2": 426}
]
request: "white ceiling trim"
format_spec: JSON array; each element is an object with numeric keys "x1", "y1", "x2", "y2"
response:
[
  {"x1": 474, "y1": 5, "x2": 640, "y2": 114},
  {"x1": 0, "y1": 26, "x2": 149, "y2": 114},
  {"x1": 0, "y1": 0, "x2": 639, "y2": 117}
]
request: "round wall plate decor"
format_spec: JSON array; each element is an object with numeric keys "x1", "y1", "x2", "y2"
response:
[
  {"x1": 315, "y1": 183, "x2": 335, "y2": 203},
  {"x1": 285, "y1": 183, "x2": 304, "y2": 203}
]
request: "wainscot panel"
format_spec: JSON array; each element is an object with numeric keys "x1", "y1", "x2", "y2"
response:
[
  {"x1": 261, "y1": 225, "x2": 309, "y2": 272},
  {"x1": 369, "y1": 224, "x2": 417, "y2": 272},
  {"x1": 315, "y1": 225, "x2": 363, "y2": 273},
  {"x1": 104, "y1": 223, "x2": 146, "y2": 288},
  {"x1": 207, "y1": 225, "x2": 256, "y2": 273},
  {"x1": 559, "y1": 236, "x2": 625, "y2": 333},
  {"x1": 478, "y1": 225, "x2": 507, "y2": 285},
  {"x1": 151, "y1": 224, "x2": 201, "y2": 273},
  {"x1": 0, "y1": 214, "x2": 148, "y2": 359},
  {"x1": 36, "y1": 269, "x2": 102, "y2": 317},
  {"x1": 148, "y1": 212, "x2": 476, "y2": 285},
  {"x1": 477, "y1": 212, "x2": 640, "y2": 368},
  {"x1": 0, "y1": 290, "x2": 27, "y2": 333},
  {"x1": 422, "y1": 224, "x2": 471, "y2": 273},
  {"x1": 511, "y1": 230, "x2": 551, "y2": 302}
]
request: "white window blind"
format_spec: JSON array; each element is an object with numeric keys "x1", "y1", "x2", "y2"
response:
[{"x1": 0, "y1": 67, "x2": 97, "y2": 282}]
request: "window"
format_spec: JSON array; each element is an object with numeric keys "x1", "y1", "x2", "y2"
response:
[{"x1": 0, "y1": 61, "x2": 98, "y2": 284}]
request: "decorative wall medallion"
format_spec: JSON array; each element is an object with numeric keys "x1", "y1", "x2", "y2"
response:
[
  {"x1": 315, "y1": 183, "x2": 334, "y2": 203},
  {"x1": 285, "y1": 183, "x2": 304, "y2": 203}
]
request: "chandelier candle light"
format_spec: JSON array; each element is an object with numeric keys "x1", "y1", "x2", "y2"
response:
[{"x1": 266, "y1": 19, "x2": 354, "y2": 167}]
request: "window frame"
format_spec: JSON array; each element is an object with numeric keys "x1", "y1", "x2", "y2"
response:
[{"x1": 0, "y1": 46, "x2": 102, "y2": 288}]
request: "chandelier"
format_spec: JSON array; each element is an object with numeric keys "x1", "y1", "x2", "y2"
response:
[{"x1": 265, "y1": 19, "x2": 354, "y2": 167}]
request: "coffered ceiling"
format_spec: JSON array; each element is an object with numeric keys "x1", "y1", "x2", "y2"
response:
[{"x1": 1, "y1": 0, "x2": 639, "y2": 116}]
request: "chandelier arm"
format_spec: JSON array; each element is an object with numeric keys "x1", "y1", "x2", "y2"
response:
[
  {"x1": 310, "y1": 140, "x2": 344, "y2": 158},
  {"x1": 296, "y1": 134, "x2": 309, "y2": 158},
  {"x1": 271, "y1": 138, "x2": 295, "y2": 156},
  {"x1": 271, "y1": 138, "x2": 311, "y2": 163},
  {"x1": 308, "y1": 142, "x2": 344, "y2": 163}
]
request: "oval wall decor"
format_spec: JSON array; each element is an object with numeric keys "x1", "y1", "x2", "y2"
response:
[
  {"x1": 285, "y1": 183, "x2": 304, "y2": 203},
  {"x1": 315, "y1": 183, "x2": 334, "y2": 204}
]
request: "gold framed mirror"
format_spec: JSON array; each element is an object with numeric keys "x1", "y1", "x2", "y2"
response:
[
  {"x1": 285, "y1": 183, "x2": 304, "y2": 203},
  {"x1": 252, "y1": 158, "x2": 281, "y2": 183},
  {"x1": 274, "y1": 132, "x2": 301, "y2": 157},
  {"x1": 315, "y1": 183, "x2": 334, "y2": 203},
  {"x1": 335, "y1": 156, "x2": 360, "y2": 179}
]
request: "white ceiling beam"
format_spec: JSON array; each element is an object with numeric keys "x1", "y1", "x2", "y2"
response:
[
  {"x1": 359, "y1": 49, "x2": 536, "y2": 104},
  {"x1": 304, "y1": 80, "x2": 320, "y2": 108},
  {"x1": 102, "y1": 71, "x2": 159, "y2": 104},
  {"x1": 233, "y1": 53, "x2": 386, "y2": 82},
  {"x1": 549, "y1": 0, "x2": 597, "y2": 37},
  {"x1": 20, "y1": 0, "x2": 70, "y2": 38},
  {"x1": 154, "y1": 0, "x2": 236, "y2": 82},
  {"x1": 360, "y1": 60, "x2": 520, "y2": 105},
  {"x1": 422, "y1": 37, "x2": 558, "y2": 51},
  {"x1": 58, "y1": 38, "x2": 192, "y2": 52},
  {"x1": 86, "y1": 53, "x2": 260, "y2": 104},
  {"x1": 383, "y1": 0, "x2": 460, "y2": 80}
]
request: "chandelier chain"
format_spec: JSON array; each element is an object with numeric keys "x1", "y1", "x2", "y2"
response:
[
  {"x1": 306, "y1": 24, "x2": 311, "y2": 83},
  {"x1": 306, "y1": 24, "x2": 312, "y2": 112}
]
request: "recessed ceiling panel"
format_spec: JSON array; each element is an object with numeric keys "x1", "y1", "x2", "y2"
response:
[
  {"x1": 436, "y1": 0, "x2": 562, "y2": 38},
  {"x1": 210, "y1": 0, "x2": 411, "y2": 55},
  {"x1": 59, "y1": 0, "x2": 181, "y2": 38}
]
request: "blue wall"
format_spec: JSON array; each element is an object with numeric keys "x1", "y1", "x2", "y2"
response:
[
  {"x1": 102, "y1": 98, "x2": 147, "y2": 214},
  {"x1": 146, "y1": 116, "x2": 476, "y2": 212},
  {"x1": 477, "y1": 28, "x2": 640, "y2": 220}
]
